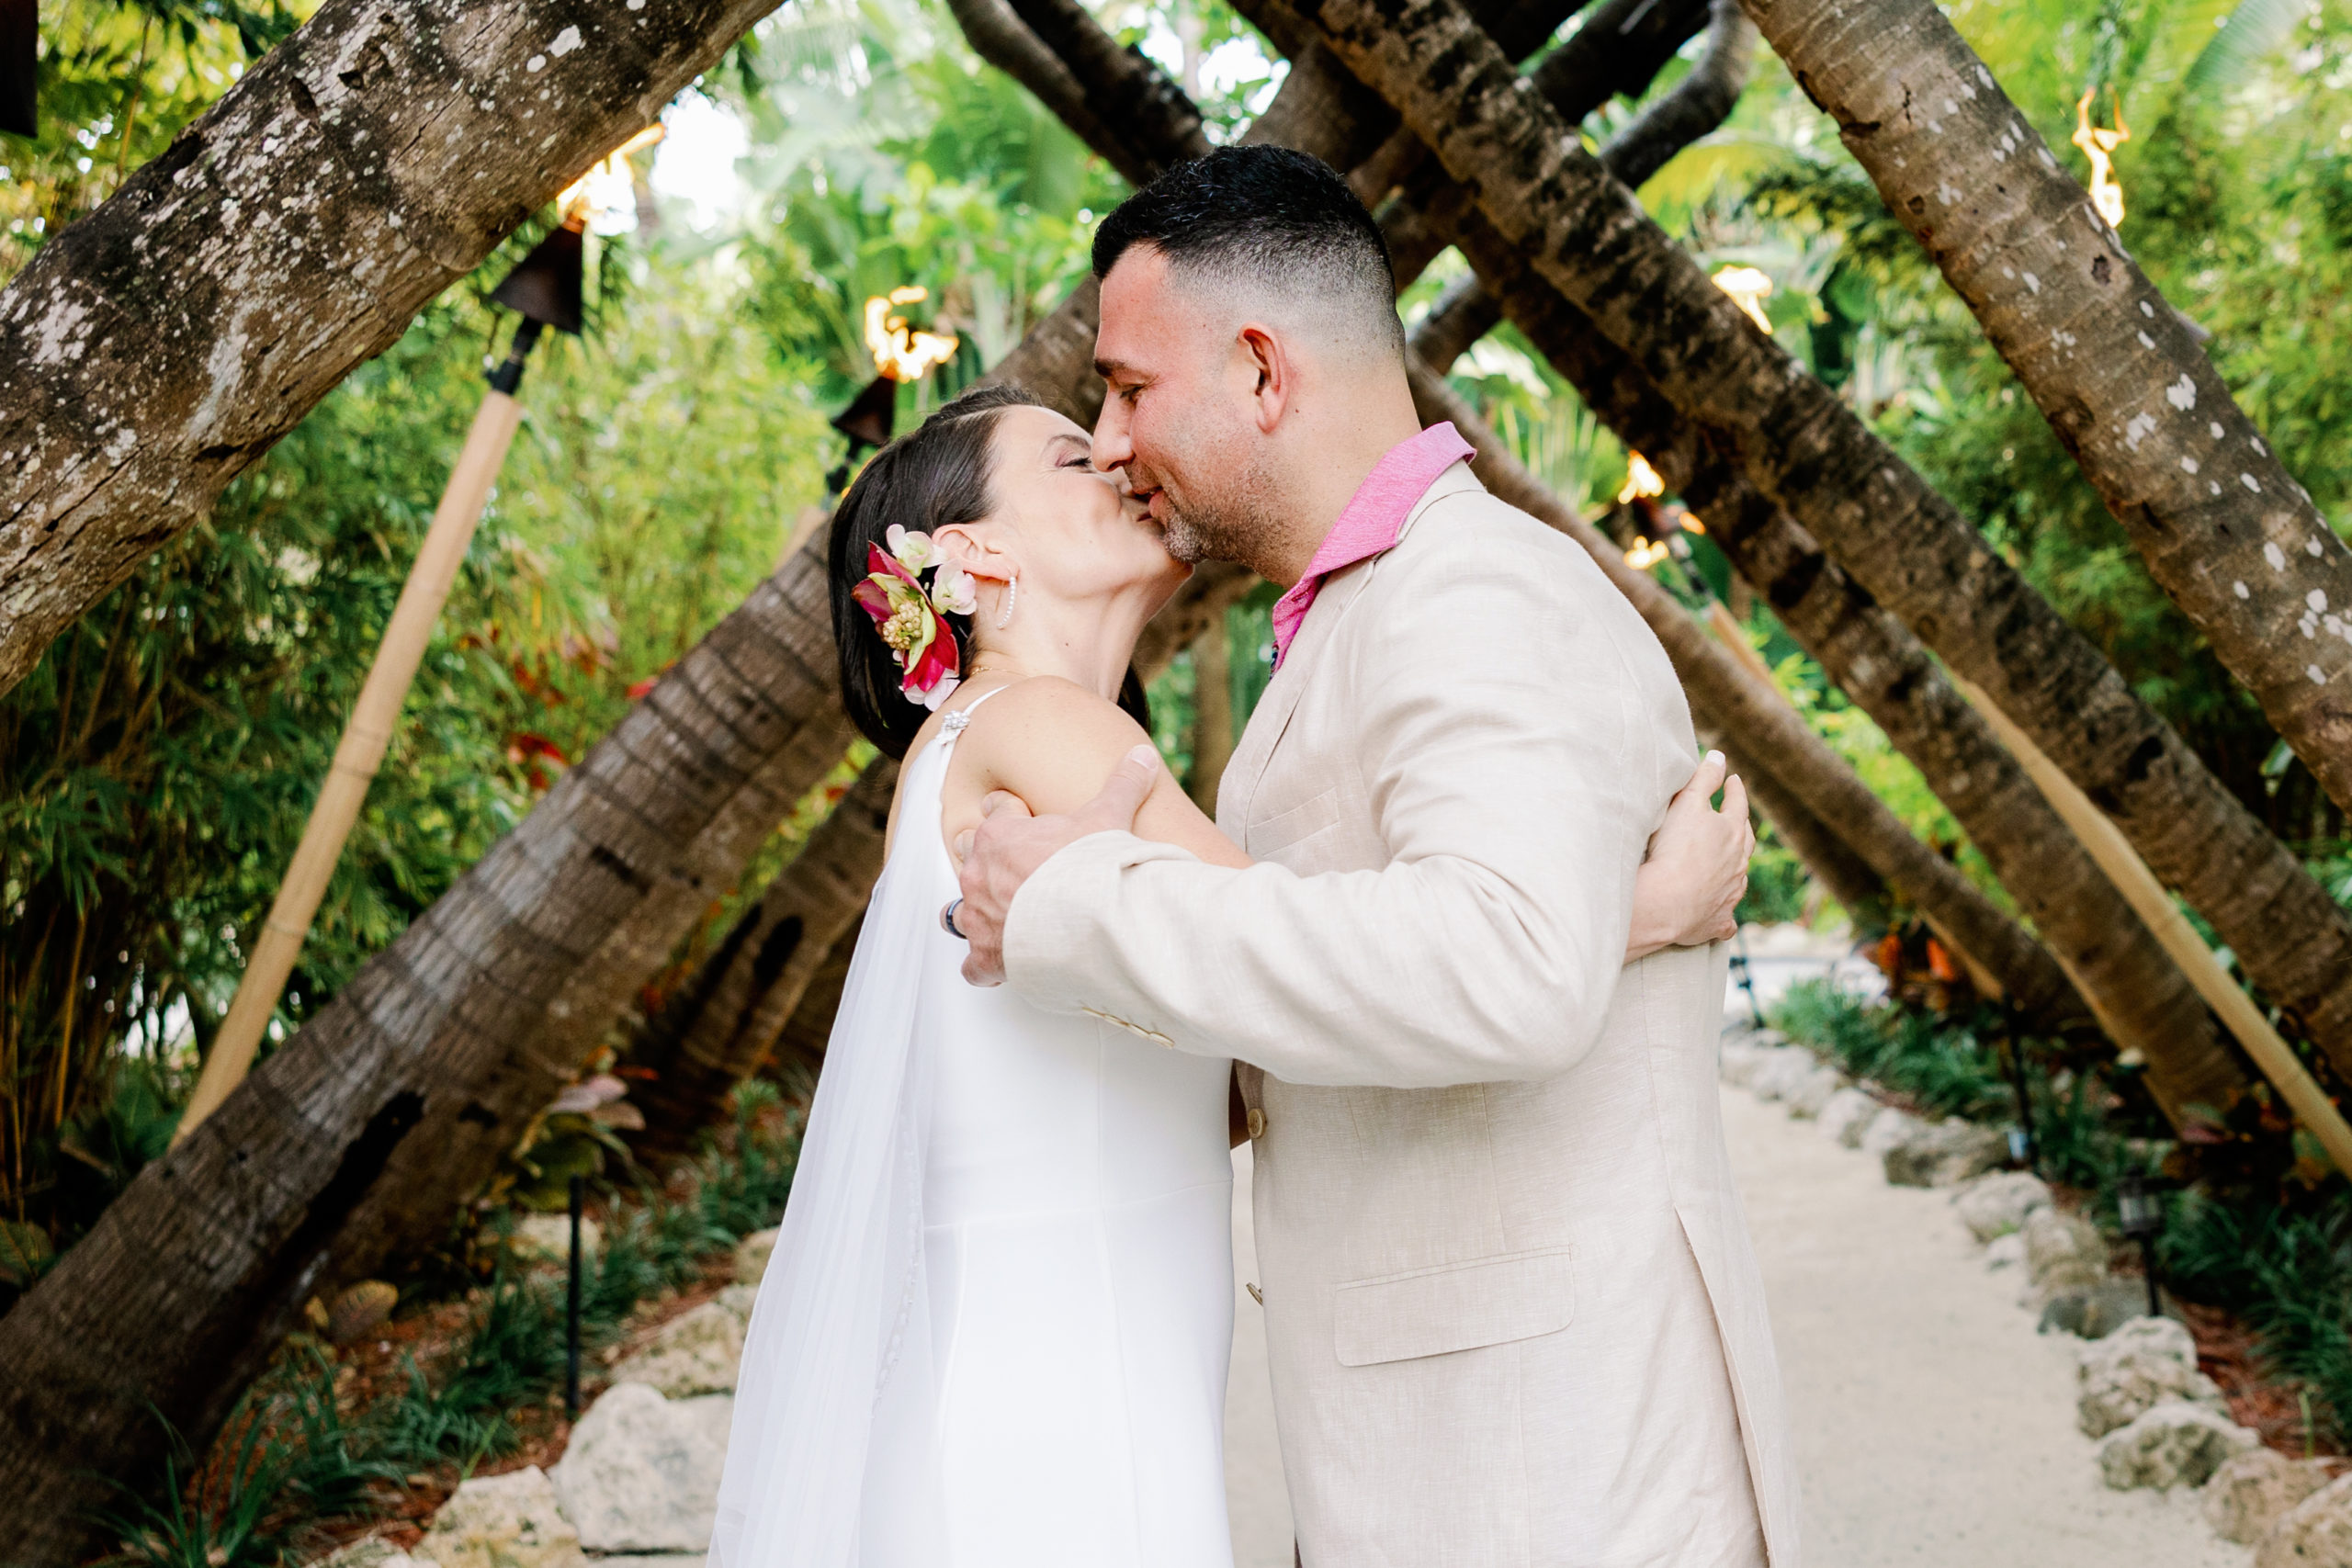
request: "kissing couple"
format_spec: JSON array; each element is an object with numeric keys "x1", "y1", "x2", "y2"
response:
[{"x1": 709, "y1": 146, "x2": 1799, "y2": 1568}]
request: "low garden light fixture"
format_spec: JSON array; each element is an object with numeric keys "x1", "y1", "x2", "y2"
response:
[{"x1": 2117, "y1": 1168, "x2": 2165, "y2": 1317}]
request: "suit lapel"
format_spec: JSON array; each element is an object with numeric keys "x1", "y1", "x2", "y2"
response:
[{"x1": 1216, "y1": 461, "x2": 1488, "y2": 833}]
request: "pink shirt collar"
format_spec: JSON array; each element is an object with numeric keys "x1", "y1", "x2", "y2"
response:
[{"x1": 1270, "y1": 423, "x2": 1476, "y2": 665}]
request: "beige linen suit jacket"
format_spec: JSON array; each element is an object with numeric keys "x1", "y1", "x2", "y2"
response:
[{"x1": 1003, "y1": 463, "x2": 1799, "y2": 1567}]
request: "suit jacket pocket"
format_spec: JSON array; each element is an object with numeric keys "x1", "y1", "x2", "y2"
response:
[
  {"x1": 1246, "y1": 786, "x2": 1340, "y2": 860},
  {"x1": 1332, "y1": 1245, "x2": 1576, "y2": 1367}
]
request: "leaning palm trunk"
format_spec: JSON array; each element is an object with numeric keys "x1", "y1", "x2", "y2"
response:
[
  {"x1": 1297, "y1": 0, "x2": 2352, "y2": 1080},
  {"x1": 1741, "y1": 0, "x2": 2352, "y2": 814},
  {"x1": 630, "y1": 756, "x2": 900, "y2": 1161},
  {"x1": 1403, "y1": 0, "x2": 1756, "y2": 360},
  {"x1": 0, "y1": 554, "x2": 857, "y2": 1559}
]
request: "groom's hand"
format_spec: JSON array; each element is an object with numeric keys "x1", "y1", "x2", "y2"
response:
[
  {"x1": 1626, "y1": 750, "x2": 1754, "y2": 963},
  {"x1": 952, "y1": 743, "x2": 1163, "y2": 987}
]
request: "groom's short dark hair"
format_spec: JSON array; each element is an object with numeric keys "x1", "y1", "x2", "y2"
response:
[{"x1": 1091, "y1": 146, "x2": 1404, "y2": 359}]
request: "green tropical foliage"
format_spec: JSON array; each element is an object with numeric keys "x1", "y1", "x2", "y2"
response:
[
  {"x1": 6, "y1": 0, "x2": 303, "y2": 276},
  {"x1": 92, "y1": 1084, "x2": 798, "y2": 1565}
]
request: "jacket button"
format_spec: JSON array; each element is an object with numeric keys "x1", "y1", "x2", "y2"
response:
[{"x1": 1246, "y1": 1108, "x2": 1267, "y2": 1140}]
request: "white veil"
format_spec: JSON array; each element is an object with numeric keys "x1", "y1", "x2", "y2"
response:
[{"x1": 707, "y1": 746, "x2": 946, "y2": 1567}]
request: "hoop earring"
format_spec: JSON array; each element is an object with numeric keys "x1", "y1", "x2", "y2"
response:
[{"x1": 995, "y1": 573, "x2": 1019, "y2": 629}]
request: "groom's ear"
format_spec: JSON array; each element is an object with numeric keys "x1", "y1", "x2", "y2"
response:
[{"x1": 1235, "y1": 323, "x2": 1295, "y2": 434}]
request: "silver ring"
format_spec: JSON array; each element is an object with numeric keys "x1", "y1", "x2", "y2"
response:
[{"x1": 940, "y1": 897, "x2": 967, "y2": 940}]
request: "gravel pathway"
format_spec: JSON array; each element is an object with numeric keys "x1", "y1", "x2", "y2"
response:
[{"x1": 1719, "y1": 1081, "x2": 2245, "y2": 1566}]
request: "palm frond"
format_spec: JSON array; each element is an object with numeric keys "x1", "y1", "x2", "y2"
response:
[{"x1": 2185, "y1": 0, "x2": 2315, "y2": 93}]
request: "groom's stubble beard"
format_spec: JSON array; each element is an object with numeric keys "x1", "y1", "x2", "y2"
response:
[{"x1": 1155, "y1": 448, "x2": 1288, "y2": 578}]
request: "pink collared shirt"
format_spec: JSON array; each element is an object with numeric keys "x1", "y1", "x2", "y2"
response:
[{"x1": 1270, "y1": 422, "x2": 1477, "y2": 666}]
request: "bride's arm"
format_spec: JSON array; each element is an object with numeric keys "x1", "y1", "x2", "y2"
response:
[{"x1": 947, "y1": 677, "x2": 1251, "y2": 872}]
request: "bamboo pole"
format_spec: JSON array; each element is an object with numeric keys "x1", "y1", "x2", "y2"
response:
[
  {"x1": 175, "y1": 387, "x2": 527, "y2": 1144},
  {"x1": 1953, "y1": 674, "x2": 2352, "y2": 1173}
]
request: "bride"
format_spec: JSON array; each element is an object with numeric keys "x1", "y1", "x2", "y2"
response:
[{"x1": 708, "y1": 382, "x2": 1732, "y2": 1566}]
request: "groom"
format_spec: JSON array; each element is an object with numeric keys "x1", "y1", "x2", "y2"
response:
[{"x1": 956, "y1": 147, "x2": 1797, "y2": 1566}]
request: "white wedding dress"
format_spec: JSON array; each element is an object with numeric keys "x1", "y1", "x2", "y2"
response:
[{"x1": 709, "y1": 687, "x2": 1238, "y2": 1568}]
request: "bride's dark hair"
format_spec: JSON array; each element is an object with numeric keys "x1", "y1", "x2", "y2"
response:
[{"x1": 829, "y1": 383, "x2": 1152, "y2": 759}]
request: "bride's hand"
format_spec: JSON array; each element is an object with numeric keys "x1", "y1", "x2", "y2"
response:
[{"x1": 1625, "y1": 751, "x2": 1753, "y2": 963}]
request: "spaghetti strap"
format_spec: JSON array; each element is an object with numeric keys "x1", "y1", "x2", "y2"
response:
[{"x1": 938, "y1": 682, "x2": 1013, "y2": 741}]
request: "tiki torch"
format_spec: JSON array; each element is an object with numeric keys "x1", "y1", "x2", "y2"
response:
[
  {"x1": 174, "y1": 130, "x2": 658, "y2": 1144},
  {"x1": 824, "y1": 285, "x2": 961, "y2": 495}
]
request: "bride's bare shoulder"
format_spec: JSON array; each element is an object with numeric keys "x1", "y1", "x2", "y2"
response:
[{"x1": 955, "y1": 676, "x2": 1156, "y2": 817}]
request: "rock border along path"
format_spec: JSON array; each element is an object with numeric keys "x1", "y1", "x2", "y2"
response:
[{"x1": 1716, "y1": 928, "x2": 2251, "y2": 1566}]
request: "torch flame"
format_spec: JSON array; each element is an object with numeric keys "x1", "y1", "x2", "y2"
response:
[
  {"x1": 1712, "y1": 265, "x2": 1776, "y2": 333},
  {"x1": 1617, "y1": 451, "x2": 1667, "y2": 505},
  {"x1": 1625, "y1": 536, "x2": 1673, "y2": 570},
  {"x1": 2071, "y1": 88, "x2": 2129, "y2": 228},
  {"x1": 865, "y1": 285, "x2": 961, "y2": 383},
  {"x1": 557, "y1": 123, "x2": 667, "y2": 232}
]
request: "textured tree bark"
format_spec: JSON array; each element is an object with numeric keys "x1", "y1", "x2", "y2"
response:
[
  {"x1": 1744, "y1": 0, "x2": 2352, "y2": 814},
  {"x1": 0, "y1": 547, "x2": 855, "y2": 1558},
  {"x1": 1006, "y1": 0, "x2": 1208, "y2": 182},
  {"x1": 1363, "y1": 0, "x2": 1711, "y2": 285},
  {"x1": 1410, "y1": 203, "x2": 2247, "y2": 1130},
  {"x1": 1699, "y1": 462, "x2": 2248, "y2": 1125},
  {"x1": 629, "y1": 755, "x2": 898, "y2": 1160},
  {"x1": 1405, "y1": 357, "x2": 2086, "y2": 1026},
  {"x1": 0, "y1": 0, "x2": 786, "y2": 700},
  {"x1": 1299, "y1": 0, "x2": 2352, "y2": 1078},
  {"x1": 770, "y1": 919, "x2": 858, "y2": 1088},
  {"x1": 1407, "y1": 0, "x2": 1755, "y2": 363}
]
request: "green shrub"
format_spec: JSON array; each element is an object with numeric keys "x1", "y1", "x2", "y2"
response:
[
  {"x1": 92, "y1": 1081, "x2": 800, "y2": 1553},
  {"x1": 1769, "y1": 979, "x2": 2012, "y2": 1122},
  {"x1": 2163, "y1": 1190, "x2": 2352, "y2": 1444}
]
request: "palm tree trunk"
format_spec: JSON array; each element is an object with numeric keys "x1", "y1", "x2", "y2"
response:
[
  {"x1": 942, "y1": 0, "x2": 1148, "y2": 185},
  {"x1": 629, "y1": 756, "x2": 899, "y2": 1161},
  {"x1": 0, "y1": 549, "x2": 857, "y2": 1558},
  {"x1": 1403, "y1": 0, "x2": 1757, "y2": 362},
  {"x1": 1742, "y1": 0, "x2": 2352, "y2": 814},
  {"x1": 0, "y1": 0, "x2": 786, "y2": 700},
  {"x1": 1297, "y1": 0, "x2": 2352, "y2": 1082}
]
